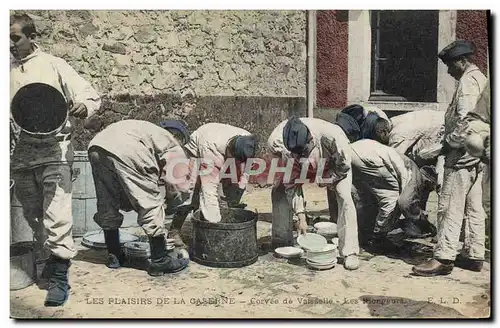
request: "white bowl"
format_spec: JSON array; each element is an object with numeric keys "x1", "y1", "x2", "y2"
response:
[
  {"x1": 314, "y1": 222, "x2": 337, "y2": 230},
  {"x1": 315, "y1": 222, "x2": 338, "y2": 237},
  {"x1": 275, "y1": 246, "x2": 304, "y2": 259},
  {"x1": 297, "y1": 233, "x2": 328, "y2": 250}
]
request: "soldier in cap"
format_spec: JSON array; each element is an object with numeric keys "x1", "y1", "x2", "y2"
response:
[
  {"x1": 166, "y1": 123, "x2": 258, "y2": 247},
  {"x1": 88, "y1": 120, "x2": 191, "y2": 276},
  {"x1": 412, "y1": 40, "x2": 488, "y2": 276},
  {"x1": 350, "y1": 139, "x2": 438, "y2": 248},
  {"x1": 335, "y1": 104, "x2": 392, "y2": 144},
  {"x1": 266, "y1": 117, "x2": 360, "y2": 270}
]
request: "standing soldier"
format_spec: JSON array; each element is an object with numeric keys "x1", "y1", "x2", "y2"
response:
[
  {"x1": 10, "y1": 14, "x2": 101, "y2": 307},
  {"x1": 412, "y1": 41, "x2": 488, "y2": 276}
]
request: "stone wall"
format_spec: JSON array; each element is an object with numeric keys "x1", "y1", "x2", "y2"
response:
[
  {"x1": 13, "y1": 10, "x2": 308, "y2": 153},
  {"x1": 19, "y1": 10, "x2": 307, "y2": 98},
  {"x1": 12, "y1": 10, "x2": 307, "y2": 152}
]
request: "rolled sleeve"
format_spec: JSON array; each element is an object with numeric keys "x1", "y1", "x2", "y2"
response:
[
  {"x1": 197, "y1": 143, "x2": 225, "y2": 222},
  {"x1": 53, "y1": 57, "x2": 101, "y2": 118}
]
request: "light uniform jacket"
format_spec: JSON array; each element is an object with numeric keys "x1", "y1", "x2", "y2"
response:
[
  {"x1": 464, "y1": 81, "x2": 491, "y2": 216},
  {"x1": 267, "y1": 117, "x2": 351, "y2": 215},
  {"x1": 89, "y1": 120, "x2": 190, "y2": 192},
  {"x1": 10, "y1": 45, "x2": 101, "y2": 171},
  {"x1": 465, "y1": 81, "x2": 490, "y2": 134},
  {"x1": 389, "y1": 109, "x2": 445, "y2": 160},
  {"x1": 444, "y1": 64, "x2": 487, "y2": 168},
  {"x1": 184, "y1": 123, "x2": 252, "y2": 223},
  {"x1": 351, "y1": 139, "x2": 410, "y2": 191}
]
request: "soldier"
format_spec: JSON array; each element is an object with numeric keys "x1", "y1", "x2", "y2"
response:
[
  {"x1": 267, "y1": 117, "x2": 360, "y2": 270},
  {"x1": 88, "y1": 120, "x2": 190, "y2": 276},
  {"x1": 412, "y1": 40, "x2": 488, "y2": 276},
  {"x1": 10, "y1": 13, "x2": 101, "y2": 307}
]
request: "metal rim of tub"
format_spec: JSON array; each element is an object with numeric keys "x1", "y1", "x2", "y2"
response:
[
  {"x1": 192, "y1": 209, "x2": 258, "y2": 230},
  {"x1": 191, "y1": 255, "x2": 258, "y2": 269}
]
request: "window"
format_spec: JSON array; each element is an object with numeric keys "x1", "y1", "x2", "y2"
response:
[{"x1": 370, "y1": 10, "x2": 439, "y2": 102}]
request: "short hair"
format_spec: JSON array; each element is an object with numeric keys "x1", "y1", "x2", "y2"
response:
[
  {"x1": 10, "y1": 13, "x2": 37, "y2": 36},
  {"x1": 374, "y1": 117, "x2": 391, "y2": 145}
]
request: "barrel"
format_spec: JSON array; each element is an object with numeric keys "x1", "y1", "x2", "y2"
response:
[
  {"x1": 72, "y1": 151, "x2": 101, "y2": 236},
  {"x1": 71, "y1": 151, "x2": 141, "y2": 237},
  {"x1": 10, "y1": 242, "x2": 36, "y2": 291},
  {"x1": 191, "y1": 207, "x2": 258, "y2": 268},
  {"x1": 10, "y1": 181, "x2": 34, "y2": 244}
]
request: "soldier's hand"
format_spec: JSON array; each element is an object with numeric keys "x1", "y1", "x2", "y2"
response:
[{"x1": 69, "y1": 102, "x2": 88, "y2": 118}]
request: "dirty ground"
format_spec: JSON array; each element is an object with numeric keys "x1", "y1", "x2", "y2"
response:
[{"x1": 10, "y1": 185, "x2": 490, "y2": 319}]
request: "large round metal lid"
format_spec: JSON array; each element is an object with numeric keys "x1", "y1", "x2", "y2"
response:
[
  {"x1": 11, "y1": 83, "x2": 68, "y2": 134},
  {"x1": 81, "y1": 230, "x2": 140, "y2": 250}
]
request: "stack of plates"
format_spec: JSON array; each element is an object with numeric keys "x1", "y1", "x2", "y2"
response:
[
  {"x1": 305, "y1": 244, "x2": 338, "y2": 270},
  {"x1": 313, "y1": 222, "x2": 338, "y2": 239}
]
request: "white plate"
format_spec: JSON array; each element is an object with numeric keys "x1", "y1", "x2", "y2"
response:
[
  {"x1": 307, "y1": 261, "x2": 336, "y2": 270},
  {"x1": 297, "y1": 233, "x2": 328, "y2": 250},
  {"x1": 307, "y1": 244, "x2": 336, "y2": 253},
  {"x1": 275, "y1": 247, "x2": 304, "y2": 258}
]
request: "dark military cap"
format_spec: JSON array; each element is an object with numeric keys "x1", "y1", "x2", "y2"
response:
[
  {"x1": 283, "y1": 117, "x2": 310, "y2": 154},
  {"x1": 438, "y1": 40, "x2": 476, "y2": 62}
]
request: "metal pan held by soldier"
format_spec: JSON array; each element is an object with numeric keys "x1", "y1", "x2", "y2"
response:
[{"x1": 11, "y1": 82, "x2": 69, "y2": 138}]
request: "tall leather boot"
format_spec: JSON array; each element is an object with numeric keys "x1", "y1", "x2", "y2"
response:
[
  {"x1": 167, "y1": 213, "x2": 188, "y2": 248},
  {"x1": 104, "y1": 229, "x2": 126, "y2": 269},
  {"x1": 44, "y1": 255, "x2": 71, "y2": 307},
  {"x1": 148, "y1": 235, "x2": 189, "y2": 276}
]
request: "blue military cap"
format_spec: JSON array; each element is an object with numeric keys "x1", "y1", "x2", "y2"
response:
[
  {"x1": 438, "y1": 40, "x2": 476, "y2": 62},
  {"x1": 283, "y1": 116, "x2": 310, "y2": 154},
  {"x1": 159, "y1": 119, "x2": 190, "y2": 144},
  {"x1": 234, "y1": 135, "x2": 257, "y2": 161}
]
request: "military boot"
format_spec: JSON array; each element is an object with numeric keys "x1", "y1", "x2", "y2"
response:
[{"x1": 147, "y1": 236, "x2": 189, "y2": 276}]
